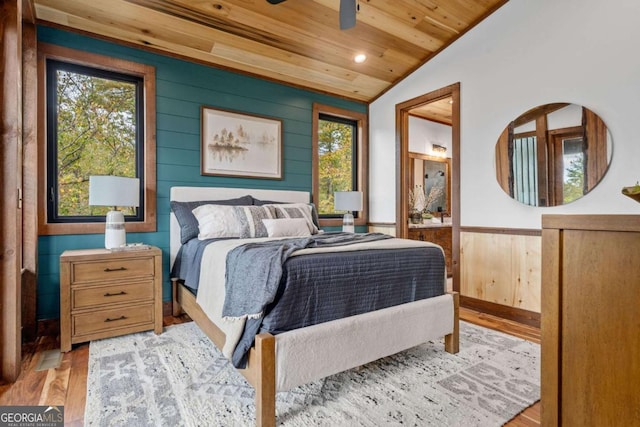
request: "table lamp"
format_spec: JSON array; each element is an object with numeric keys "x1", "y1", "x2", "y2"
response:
[
  {"x1": 334, "y1": 191, "x2": 362, "y2": 233},
  {"x1": 89, "y1": 176, "x2": 140, "y2": 249}
]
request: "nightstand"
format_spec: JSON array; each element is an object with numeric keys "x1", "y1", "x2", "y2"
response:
[{"x1": 59, "y1": 246, "x2": 163, "y2": 352}]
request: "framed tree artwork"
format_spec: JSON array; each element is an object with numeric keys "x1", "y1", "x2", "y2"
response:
[{"x1": 201, "y1": 106, "x2": 283, "y2": 179}]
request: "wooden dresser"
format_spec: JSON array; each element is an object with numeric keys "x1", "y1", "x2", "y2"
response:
[
  {"x1": 408, "y1": 224, "x2": 452, "y2": 275},
  {"x1": 60, "y1": 247, "x2": 163, "y2": 352},
  {"x1": 541, "y1": 215, "x2": 640, "y2": 426}
]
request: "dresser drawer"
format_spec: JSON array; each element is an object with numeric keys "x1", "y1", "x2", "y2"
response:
[
  {"x1": 72, "y1": 281, "x2": 154, "y2": 310},
  {"x1": 73, "y1": 304, "x2": 154, "y2": 337},
  {"x1": 71, "y1": 257, "x2": 154, "y2": 283}
]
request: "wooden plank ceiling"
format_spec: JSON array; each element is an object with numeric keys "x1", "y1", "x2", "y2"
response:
[
  {"x1": 32, "y1": 0, "x2": 507, "y2": 102},
  {"x1": 411, "y1": 96, "x2": 452, "y2": 125}
]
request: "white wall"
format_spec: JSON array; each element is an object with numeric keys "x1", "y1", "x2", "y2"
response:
[
  {"x1": 409, "y1": 116, "x2": 452, "y2": 155},
  {"x1": 369, "y1": 0, "x2": 640, "y2": 229}
]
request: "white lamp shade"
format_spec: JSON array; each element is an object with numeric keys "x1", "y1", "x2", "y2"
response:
[
  {"x1": 334, "y1": 191, "x2": 362, "y2": 233},
  {"x1": 89, "y1": 176, "x2": 140, "y2": 208},
  {"x1": 89, "y1": 175, "x2": 139, "y2": 249},
  {"x1": 334, "y1": 191, "x2": 363, "y2": 212}
]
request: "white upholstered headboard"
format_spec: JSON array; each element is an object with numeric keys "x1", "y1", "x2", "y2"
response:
[{"x1": 169, "y1": 186, "x2": 310, "y2": 268}]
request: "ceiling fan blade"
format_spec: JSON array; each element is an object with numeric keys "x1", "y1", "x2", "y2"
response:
[
  {"x1": 266, "y1": 0, "x2": 287, "y2": 4},
  {"x1": 340, "y1": 0, "x2": 356, "y2": 30}
]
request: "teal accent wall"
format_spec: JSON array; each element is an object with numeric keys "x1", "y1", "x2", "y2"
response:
[{"x1": 37, "y1": 27, "x2": 367, "y2": 320}]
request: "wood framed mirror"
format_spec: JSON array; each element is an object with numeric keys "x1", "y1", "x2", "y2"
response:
[
  {"x1": 409, "y1": 152, "x2": 451, "y2": 214},
  {"x1": 495, "y1": 103, "x2": 612, "y2": 206}
]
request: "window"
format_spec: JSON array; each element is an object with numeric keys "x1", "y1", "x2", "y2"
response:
[
  {"x1": 317, "y1": 114, "x2": 357, "y2": 217},
  {"x1": 512, "y1": 135, "x2": 539, "y2": 206},
  {"x1": 46, "y1": 60, "x2": 143, "y2": 222},
  {"x1": 312, "y1": 104, "x2": 367, "y2": 227},
  {"x1": 550, "y1": 131, "x2": 585, "y2": 205},
  {"x1": 38, "y1": 44, "x2": 156, "y2": 235},
  {"x1": 561, "y1": 137, "x2": 585, "y2": 203}
]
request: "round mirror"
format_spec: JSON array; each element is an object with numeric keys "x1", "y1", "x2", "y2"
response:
[{"x1": 495, "y1": 103, "x2": 612, "y2": 206}]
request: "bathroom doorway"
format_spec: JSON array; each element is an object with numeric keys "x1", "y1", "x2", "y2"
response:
[{"x1": 395, "y1": 83, "x2": 460, "y2": 291}]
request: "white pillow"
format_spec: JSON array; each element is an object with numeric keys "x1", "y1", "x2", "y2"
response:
[
  {"x1": 266, "y1": 203, "x2": 319, "y2": 234},
  {"x1": 262, "y1": 218, "x2": 312, "y2": 237},
  {"x1": 192, "y1": 204, "x2": 242, "y2": 239}
]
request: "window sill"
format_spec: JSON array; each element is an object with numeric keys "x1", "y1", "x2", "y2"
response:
[
  {"x1": 319, "y1": 217, "x2": 367, "y2": 228},
  {"x1": 39, "y1": 219, "x2": 156, "y2": 236}
]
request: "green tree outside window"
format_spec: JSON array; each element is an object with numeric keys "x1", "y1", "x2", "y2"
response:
[
  {"x1": 317, "y1": 117, "x2": 356, "y2": 216},
  {"x1": 49, "y1": 61, "x2": 141, "y2": 219}
]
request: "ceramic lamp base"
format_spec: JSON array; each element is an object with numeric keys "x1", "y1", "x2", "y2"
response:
[
  {"x1": 105, "y1": 210, "x2": 126, "y2": 249},
  {"x1": 342, "y1": 212, "x2": 355, "y2": 233}
]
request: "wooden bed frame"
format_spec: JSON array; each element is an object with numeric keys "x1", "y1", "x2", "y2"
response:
[{"x1": 169, "y1": 186, "x2": 459, "y2": 427}]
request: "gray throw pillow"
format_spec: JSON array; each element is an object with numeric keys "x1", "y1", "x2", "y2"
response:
[{"x1": 252, "y1": 197, "x2": 320, "y2": 230}]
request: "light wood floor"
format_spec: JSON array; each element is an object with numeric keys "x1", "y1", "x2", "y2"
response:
[{"x1": 0, "y1": 308, "x2": 541, "y2": 426}]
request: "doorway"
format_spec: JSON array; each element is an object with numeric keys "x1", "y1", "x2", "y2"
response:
[{"x1": 395, "y1": 83, "x2": 460, "y2": 292}]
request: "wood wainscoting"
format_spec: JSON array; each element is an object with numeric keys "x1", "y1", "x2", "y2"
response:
[
  {"x1": 368, "y1": 224, "x2": 541, "y2": 327},
  {"x1": 460, "y1": 227, "x2": 541, "y2": 327}
]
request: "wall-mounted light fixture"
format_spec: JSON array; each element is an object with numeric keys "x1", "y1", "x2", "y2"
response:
[{"x1": 432, "y1": 144, "x2": 447, "y2": 153}]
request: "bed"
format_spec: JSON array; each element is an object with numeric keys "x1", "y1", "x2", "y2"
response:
[{"x1": 169, "y1": 186, "x2": 459, "y2": 427}]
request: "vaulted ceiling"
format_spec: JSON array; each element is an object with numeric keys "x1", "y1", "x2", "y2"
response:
[{"x1": 29, "y1": 0, "x2": 508, "y2": 102}]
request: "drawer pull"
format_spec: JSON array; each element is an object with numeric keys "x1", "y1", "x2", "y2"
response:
[
  {"x1": 104, "y1": 291, "x2": 127, "y2": 297},
  {"x1": 104, "y1": 315, "x2": 127, "y2": 322},
  {"x1": 104, "y1": 267, "x2": 127, "y2": 272}
]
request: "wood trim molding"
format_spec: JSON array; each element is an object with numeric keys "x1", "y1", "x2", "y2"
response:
[
  {"x1": 367, "y1": 222, "x2": 395, "y2": 227},
  {"x1": 21, "y1": 22, "x2": 38, "y2": 343},
  {"x1": 396, "y1": 82, "x2": 460, "y2": 292},
  {"x1": 542, "y1": 214, "x2": 640, "y2": 232},
  {"x1": 312, "y1": 103, "x2": 368, "y2": 228},
  {"x1": 36, "y1": 43, "x2": 157, "y2": 236},
  {"x1": 371, "y1": 224, "x2": 542, "y2": 237},
  {"x1": 461, "y1": 226, "x2": 542, "y2": 236},
  {"x1": 1, "y1": 0, "x2": 23, "y2": 382},
  {"x1": 460, "y1": 296, "x2": 541, "y2": 328}
]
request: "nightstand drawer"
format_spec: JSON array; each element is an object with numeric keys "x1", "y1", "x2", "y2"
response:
[
  {"x1": 72, "y1": 281, "x2": 154, "y2": 310},
  {"x1": 71, "y1": 257, "x2": 154, "y2": 283},
  {"x1": 73, "y1": 304, "x2": 154, "y2": 337}
]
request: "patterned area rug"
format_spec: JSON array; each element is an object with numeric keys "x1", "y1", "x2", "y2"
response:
[{"x1": 85, "y1": 321, "x2": 539, "y2": 426}]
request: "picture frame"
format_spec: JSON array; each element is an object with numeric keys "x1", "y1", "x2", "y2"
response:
[{"x1": 200, "y1": 106, "x2": 283, "y2": 179}]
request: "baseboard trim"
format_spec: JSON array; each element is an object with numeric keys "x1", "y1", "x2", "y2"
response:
[
  {"x1": 163, "y1": 301, "x2": 172, "y2": 317},
  {"x1": 36, "y1": 318, "x2": 60, "y2": 339},
  {"x1": 460, "y1": 296, "x2": 540, "y2": 328}
]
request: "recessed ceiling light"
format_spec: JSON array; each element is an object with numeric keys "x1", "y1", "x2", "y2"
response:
[{"x1": 354, "y1": 53, "x2": 367, "y2": 63}]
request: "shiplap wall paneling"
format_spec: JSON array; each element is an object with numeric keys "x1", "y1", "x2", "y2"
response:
[
  {"x1": 460, "y1": 231, "x2": 541, "y2": 313},
  {"x1": 34, "y1": 26, "x2": 365, "y2": 321}
]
